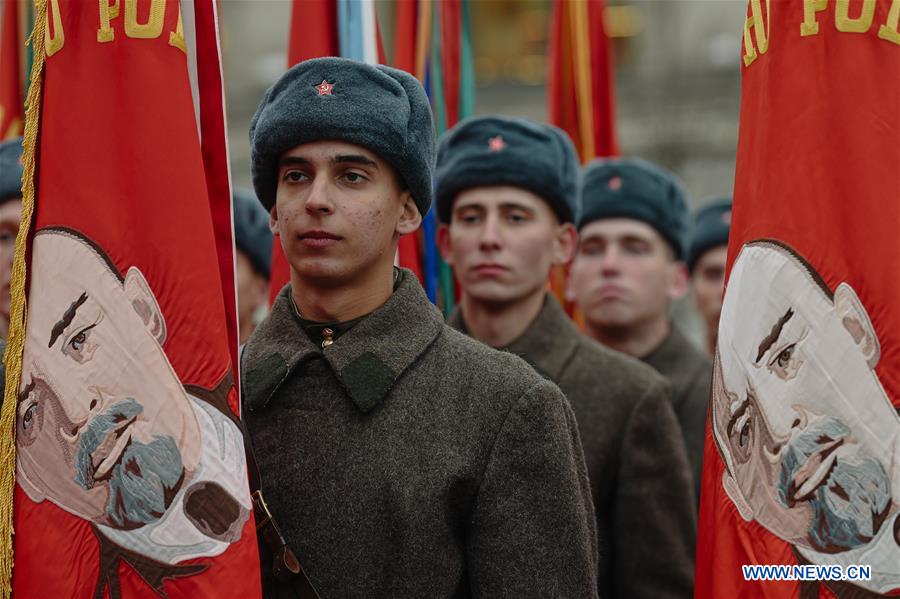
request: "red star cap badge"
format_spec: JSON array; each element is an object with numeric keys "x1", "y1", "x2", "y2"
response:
[
  {"x1": 608, "y1": 176, "x2": 623, "y2": 191},
  {"x1": 315, "y1": 80, "x2": 335, "y2": 96},
  {"x1": 488, "y1": 136, "x2": 506, "y2": 152}
]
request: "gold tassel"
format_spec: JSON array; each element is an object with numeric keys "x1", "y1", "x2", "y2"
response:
[{"x1": 0, "y1": 0, "x2": 48, "y2": 595}]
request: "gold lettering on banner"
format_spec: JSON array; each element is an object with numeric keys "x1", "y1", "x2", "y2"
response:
[
  {"x1": 44, "y1": 0, "x2": 64, "y2": 56},
  {"x1": 835, "y1": 0, "x2": 875, "y2": 32},
  {"x1": 125, "y1": 0, "x2": 165, "y2": 39},
  {"x1": 97, "y1": 0, "x2": 120, "y2": 43},
  {"x1": 878, "y1": 0, "x2": 900, "y2": 44},
  {"x1": 743, "y1": 0, "x2": 771, "y2": 66},
  {"x1": 168, "y1": 4, "x2": 185, "y2": 53},
  {"x1": 801, "y1": 0, "x2": 828, "y2": 36}
]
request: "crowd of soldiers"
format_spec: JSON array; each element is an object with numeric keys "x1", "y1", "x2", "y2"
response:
[{"x1": 0, "y1": 56, "x2": 733, "y2": 597}]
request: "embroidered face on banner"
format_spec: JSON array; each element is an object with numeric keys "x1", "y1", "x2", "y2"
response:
[
  {"x1": 16, "y1": 228, "x2": 250, "y2": 565},
  {"x1": 711, "y1": 239, "x2": 900, "y2": 593}
]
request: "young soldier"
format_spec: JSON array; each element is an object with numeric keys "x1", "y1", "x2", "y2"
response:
[
  {"x1": 437, "y1": 115, "x2": 696, "y2": 599},
  {"x1": 233, "y1": 189, "x2": 273, "y2": 343},
  {"x1": 569, "y1": 157, "x2": 712, "y2": 504},
  {"x1": 0, "y1": 137, "x2": 23, "y2": 341},
  {"x1": 242, "y1": 58, "x2": 598, "y2": 598},
  {"x1": 688, "y1": 197, "x2": 731, "y2": 355}
]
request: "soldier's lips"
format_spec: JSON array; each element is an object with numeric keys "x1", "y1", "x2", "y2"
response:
[
  {"x1": 91, "y1": 415, "x2": 137, "y2": 482},
  {"x1": 472, "y1": 263, "x2": 508, "y2": 277},
  {"x1": 594, "y1": 285, "x2": 628, "y2": 301},
  {"x1": 789, "y1": 437, "x2": 844, "y2": 504},
  {"x1": 299, "y1": 230, "x2": 342, "y2": 249}
]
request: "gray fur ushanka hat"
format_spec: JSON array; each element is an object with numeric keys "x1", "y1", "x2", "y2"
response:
[
  {"x1": 249, "y1": 57, "x2": 435, "y2": 218},
  {"x1": 579, "y1": 157, "x2": 691, "y2": 260},
  {"x1": 435, "y1": 115, "x2": 579, "y2": 224}
]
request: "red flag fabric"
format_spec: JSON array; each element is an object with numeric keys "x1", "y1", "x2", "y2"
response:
[
  {"x1": 547, "y1": 0, "x2": 617, "y2": 162},
  {"x1": 194, "y1": 0, "x2": 239, "y2": 384},
  {"x1": 696, "y1": 2, "x2": 900, "y2": 597},
  {"x1": 9, "y1": 1, "x2": 260, "y2": 597},
  {"x1": 0, "y1": 0, "x2": 23, "y2": 139}
]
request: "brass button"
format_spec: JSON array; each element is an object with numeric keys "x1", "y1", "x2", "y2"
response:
[{"x1": 322, "y1": 327, "x2": 334, "y2": 348}]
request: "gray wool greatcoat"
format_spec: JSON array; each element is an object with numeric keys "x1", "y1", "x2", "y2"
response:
[
  {"x1": 642, "y1": 325, "x2": 713, "y2": 506},
  {"x1": 450, "y1": 296, "x2": 697, "y2": 599},
  {"x1": 241, "y1": 270, "x2": 599, "y2": 599}
]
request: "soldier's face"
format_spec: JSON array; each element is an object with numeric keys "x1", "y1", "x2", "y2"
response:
[
  {"x1": 439, "y1": 186, "x2": 575, "y2": 306},
  {"x1": 16, "y1": 232, "x2": 201, "y2": 530},
  {"x1": 569, "y1": 219, "x2": 686, "y2": 332},
  {"x1": 272, "y1": 140, "x2": 419, "y2": 286},
  {"x1": 692, "y1": 245, "x2": 727, "y2": 343},
  {"x1": 0, "y1": 197, "x2": 21, "y2": 338},
  {"x1": 712, "y1": 243, "x2": 899, "y2": 553}
]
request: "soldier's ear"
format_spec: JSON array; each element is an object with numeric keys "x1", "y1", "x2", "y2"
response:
[
  {"x1": 722, "y1": 473, "x2": 754, "y2": 521},
  {"x1": 834, "y1": 282, "x2": 880, "y2": 369},
  {"x1": 396, "y1": 190, "x2": 421, "y2": 236},
  {"x1": 124, "y1": 266, "x2": 167, "y2": 345},
  {"x1": 437, "y1": 223, "x2": 454, "y2": 265},
  {"x1": 553, "y1": 223, "x2": 578, "y2": 266},
  {"x1": 667, "y1": 262, "x2": 690, "y2": 301},
  {"x1": 268, "y1": 206, "x2": 278, "y2": 235}
]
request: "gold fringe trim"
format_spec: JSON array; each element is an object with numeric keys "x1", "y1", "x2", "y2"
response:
[{"x1": 1, "y1": 0, "x2": 48, "y2": 595}]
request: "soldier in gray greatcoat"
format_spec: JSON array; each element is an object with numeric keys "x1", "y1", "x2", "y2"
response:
[
  {"x1": 436, "y1": 116, "x2": 696, "y2": 599},
  {"x1": 242, "y1": 57, "x2": 598, "y2": 598},
  {"x1": 569, "y1": 157, "x2": 713, "y2": 506}
]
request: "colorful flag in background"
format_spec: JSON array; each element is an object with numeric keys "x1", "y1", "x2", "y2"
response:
[
  {"x1": 696, "y1": 1, "x2": 900, "y2": 597},
  {"x1": 0, "y1": 1, "x2": 260, "y2": 597},
  {"x1": 0, "y1": 0, "x2": 27, "y2": 140}
]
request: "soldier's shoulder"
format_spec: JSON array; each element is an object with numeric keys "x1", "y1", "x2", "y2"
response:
[
  {"x1": 435, "y1": 324, "x2": 551, "y2": 387},
  {"x1": 567, "y1": 335, "x2": 669, "y2": 398},
  {"x1": 422, "y1": 324, "x2": 567, "y2": 419}
]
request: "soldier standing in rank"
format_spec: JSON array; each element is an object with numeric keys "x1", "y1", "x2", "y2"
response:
[
  {"x1": 436, "y1": 115, "x2": 697, "y2": 599},
  {"x1": 687, "y1": 197, "x2": 732, "y2": 355},
  {"x1": 242, "y1": 57, "x2": 598, "y2": 598},
  {"x1": 568, "y1": 158, "x2": 712, "y2": 505}
]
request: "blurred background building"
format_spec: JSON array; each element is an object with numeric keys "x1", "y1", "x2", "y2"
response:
[{"x1": 220, "y1": 0, "x2": 746, "y2": 346}]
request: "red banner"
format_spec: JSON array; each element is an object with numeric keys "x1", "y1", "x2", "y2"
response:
[
  {"x1": 696, "y1": 1, "x2": 900, "y2": 597},
  {"x1": 10, "y1": 1, "x2": 260, "y2": 597},
  {"x1": 0, "y1": 0, "x2": 23, "y2": 139}
]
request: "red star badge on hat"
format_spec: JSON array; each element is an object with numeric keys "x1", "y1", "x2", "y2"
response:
[
  {"x1": 488, "y1": 136, "x2": 506, "y2": 152},
  {"x1": 315, "y1": 80, "x2": 335, "y2": 96},
  {"x1": 608, "y1": 176, "x2": 623, "y2": 191}
]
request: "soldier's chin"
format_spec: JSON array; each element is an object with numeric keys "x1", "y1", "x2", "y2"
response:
[{"x1": 103, "y1": 435, "x2": 186, "y2": 530}]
